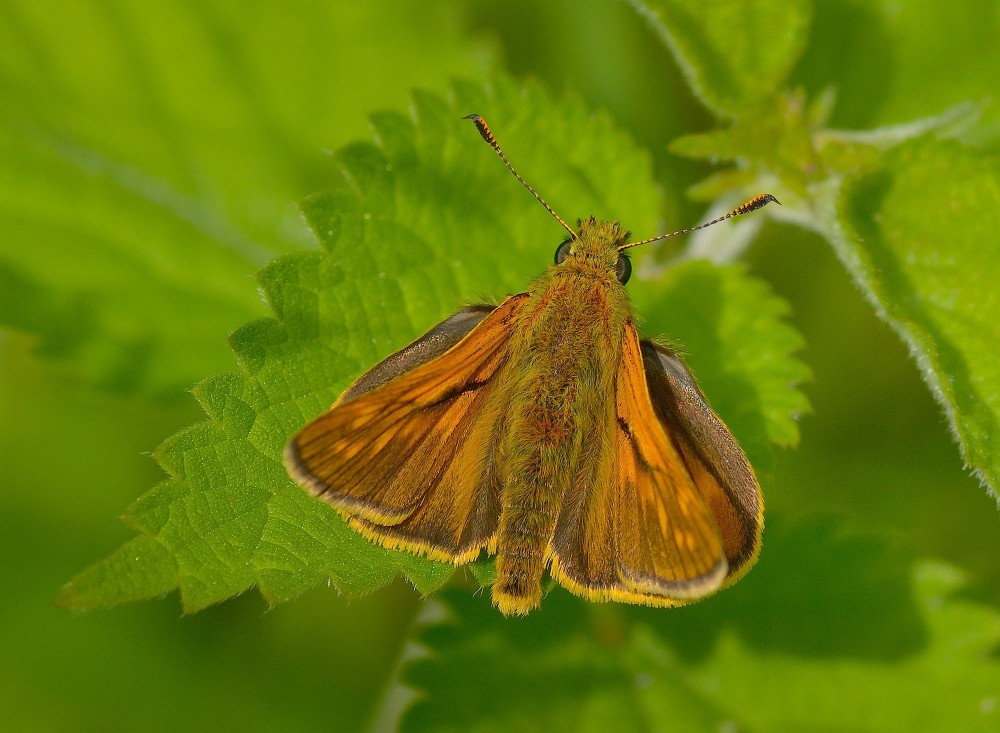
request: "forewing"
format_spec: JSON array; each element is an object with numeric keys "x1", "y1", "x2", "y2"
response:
[
  {"x1": 285, "y1": 295, "x2": 527, "y2": 563},
  {"x1": 550, "y1": 324, "x2": 727, "y2": 605},
  {"x1": 640, "y1": 340, "x2": 763, "y2": 583},
  {"x1": 340, "y1": 305, "x2": 496, "y2": 403}
]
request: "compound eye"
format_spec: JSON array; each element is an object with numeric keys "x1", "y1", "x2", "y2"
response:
[
  {"x1": 615, "y1": 254, "x2": 632, "y2": 284},
  {"x1": 554, "y1": 240, "x2": 573, "y2": 264}
]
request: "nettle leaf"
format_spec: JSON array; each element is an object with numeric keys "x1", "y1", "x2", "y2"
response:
[
  {"x1": 62, "y1": 76, "x2": 806, "y2": 612},
  {"x1": 831, "y1": 139, "x2": 1000, "y2": 494},
  {"x1": 399, "y1": 527, "x2": 1000, "y2": 733},
  {"x1": 0, "y1": 0, "x2": 487, "y2": 396},
  {"x1": 629, "y1": 0, "x2": 812, "y2": 119}
]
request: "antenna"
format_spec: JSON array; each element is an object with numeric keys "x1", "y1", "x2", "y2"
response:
[
  {"x1": 464, "y1": 114, "x2": 577, "y2": 239},
  {"x1": 620, "y1": 194, "x2": 781, "y2": 251}
]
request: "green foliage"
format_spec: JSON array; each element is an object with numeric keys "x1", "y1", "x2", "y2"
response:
[
  {"x1": 836, "y1": 140, "x2": 1000, "y2": 490},
  {"x1": 404, "y1": 557, "x2": 1000, "y2": 732},
  {"x1": 2, "y1": 0, "x2": 999, "y2": 731},
  {"x1": 630, "y1": 0, "x2": 812, "y2": 118},
  {"x1": 0, "y1": 0, "x2": 486, "y2": 395}
]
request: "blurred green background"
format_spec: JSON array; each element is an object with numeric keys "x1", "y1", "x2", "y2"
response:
[{"x1": 2, "y1": 1, "x2": 998, "y2": 731}]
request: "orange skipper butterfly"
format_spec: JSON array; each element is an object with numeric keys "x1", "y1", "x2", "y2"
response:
[{"x1": 286, "y1": 115, "x2": 777, "y2": 615}]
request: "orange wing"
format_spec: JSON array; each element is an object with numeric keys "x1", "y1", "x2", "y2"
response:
[
  {"x1": 285, "y1": 295, "x2": 528, "y2": 564},
  {"x1": 550, "y1": 323, "x2": 735, "y2": 606}
]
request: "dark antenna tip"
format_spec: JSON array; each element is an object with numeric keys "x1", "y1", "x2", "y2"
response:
[{"x1": 462, "y1": 114, "x2": 491, "y2": 143}]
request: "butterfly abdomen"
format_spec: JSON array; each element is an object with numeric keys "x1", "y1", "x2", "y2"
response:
[{"x1": 491, "y1": 276, "x2": 627, "y2": 615}]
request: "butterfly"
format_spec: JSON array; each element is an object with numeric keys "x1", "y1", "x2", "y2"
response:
[{"x1": 285, "y1": 114, "x2": 777, "y2": 615}]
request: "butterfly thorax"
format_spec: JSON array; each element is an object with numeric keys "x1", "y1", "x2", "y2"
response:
[{"x1": 491, "y1": 217, "x2": 635, "y2": 614}]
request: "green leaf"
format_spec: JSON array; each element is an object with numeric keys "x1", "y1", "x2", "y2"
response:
[
  {"x1": 830, "y1": 139, "x2": 1000, "y2": 494},
  {"x1": 62, "y1": 75, "x2": 806, "y2": 612},
  {"x1": 629, "y1": 0, "x2": 812, "y2": 118},
  {"x1": 398, "y1": 525, "x2": 1000, "y2": 733},
  {"x1": 0, "y1": 0, "x2": 489, "y2": 396},
  {"x1": 793, "y1": 0, "x2": 1000, "y2": 138}
]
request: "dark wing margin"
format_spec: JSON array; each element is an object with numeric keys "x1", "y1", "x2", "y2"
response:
[
  {"x1": 639, "y1": 340, "x2": 763, "y2": 582},
  {"x1": 341, "y1": 304, "x2": 497, "y2": 402}
]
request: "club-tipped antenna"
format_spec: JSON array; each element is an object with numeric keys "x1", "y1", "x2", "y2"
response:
[
  {"x1": 464, "y1": 114, "x2": 577, "y2": 240},
  {"x1": 619, "y1": 194, "x2": 781, "y2": 251}
]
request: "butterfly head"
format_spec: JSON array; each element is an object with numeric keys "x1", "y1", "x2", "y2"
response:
[
  {"x1": 464, "y1": 113, "x2": 780, "y2": 288},
  {"x1": 554, "y1": 217, "x2": 633, "y2": 284}
]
